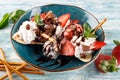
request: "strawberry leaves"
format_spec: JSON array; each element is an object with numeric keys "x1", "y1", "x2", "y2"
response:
[
  {"x1": 99, "y1": 57, "x2": 119, "y2": 72},
  {"x1": 113, "y1": 40, "x2": 120, "y2": 45},
  {"x1": 83, "y1": 23, "x2": 97, "y2": 38}
]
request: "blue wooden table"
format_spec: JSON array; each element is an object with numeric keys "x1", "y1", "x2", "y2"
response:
[{"x1": 0, "y1": 0, "x2": 120, "y2": 80}]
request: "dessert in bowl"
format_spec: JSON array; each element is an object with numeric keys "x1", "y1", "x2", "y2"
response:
[{"x1": 11, "y1": 4, "x2": 105, "y2": 71}]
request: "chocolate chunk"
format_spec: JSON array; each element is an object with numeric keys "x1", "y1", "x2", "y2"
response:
[{"x1": 26, "y1": 24, "x2": 30, "y2": 30}]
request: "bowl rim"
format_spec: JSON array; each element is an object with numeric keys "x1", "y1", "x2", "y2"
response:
[{"x1": 10, "y1": 4, "x2": 105, "y2": 72}]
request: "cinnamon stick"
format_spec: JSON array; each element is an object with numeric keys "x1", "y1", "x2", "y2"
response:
[
  {"x1": 0, "y1": 59, "x2": 28, "y2": 80},
  {"x1": 0, "y1": 48, "x2": 13, "y2": 80}
]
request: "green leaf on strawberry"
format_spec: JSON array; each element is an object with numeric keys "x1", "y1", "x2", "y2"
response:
[
  {"x1": 113, "y1": 40, "x2": 120, "y2": 45},
  {"x1": 99, "y1": 57, "x2": 119, "y2": 72},
  {"x1": 95, "y1": 54, "x2": 119, "y2": 73}
]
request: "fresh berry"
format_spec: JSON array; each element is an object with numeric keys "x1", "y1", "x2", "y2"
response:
[
  {"x1": 90, "y1": 41, "x2": 106, "y2": 50},
  {"x1": 64, "y1": 28, "x2": 73, "y2": 40},
  {"x1": 40, "y1": 12, "x2": 47, "y2": 19},
  {"x1": 112, "y1": 45, "x2": 120, "y2": 65},
  {"x1": 75, "y1": 23, "x2": 83, "y2": 32},
  {"x1": 31, "y1": 16, "x2": 35, "y2": 21},
  {"x1": 72, "y1": 20, "x2": 79, "y2": 24},
  {"x1": 30, "y1": 12, "x2": 47, "y2": 21},
  {"x1": 95, "y1": 54, "x2": 119, "y2": 73},
  {"x1": 61, "y1": 40, "x2": 75, "y2": 56},
  {"x1": 58, "y1": 13, "x2": 70, "y2": 28}
]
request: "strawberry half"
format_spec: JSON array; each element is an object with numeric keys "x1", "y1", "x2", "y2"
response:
[
  {"x1": 58, "y1": 13, "x2": 70, "y2": 28},
  {"x1": 112, "y1": 40, "x2": 120, "y2": 65},
  {"x1": 64, "y1": 28, "x2": 74, "y2": 40},
  {"x1": 75, "y1": 23, "x2": 83, "y2": 32},
  {"x1": 90, "y1": 41, "x2": 106, "y2": 50},
  {"x1": 30, "y1": 12, "x2": 47, "y2": 21},
  {"x1": 95, "y1": 54, "x2": 119, "y2": 73},
  {"x1": 60, "y1": 40, "x2": 75, "y2": 56},
  {"x1": 72, "y1": 20, "x2": 79, "y2": 24}
]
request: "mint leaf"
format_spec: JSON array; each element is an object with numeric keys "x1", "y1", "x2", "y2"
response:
[
  {"x1": 113, "y1": 40, "x2": 120, "y2": 45},
  {"x1": 0, "y1": 13, "x2": 10, "y2": 29},
  {"x1": 35, "y1": 13, "x2": 44, "y2": 26},
  {"x1": 9, "y1": 9, "x2": 25, "y2": 23},
  {"x1": 83, "y1": 22, "x2": 98, "y2": 38}
]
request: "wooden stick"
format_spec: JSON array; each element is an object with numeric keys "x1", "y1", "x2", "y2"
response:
[
  {"x1": 0, "y1": 67, "x2": 44, "y2": 75},
  {"x1": 0, "y1": 48, "x2": 13, "y2": 80},
  {"x1": 41, "y1": 33, "x2": 55, "y2": 42},
  {"x1": 0, "y1": 59, "x2": 28, "y2": 80},
  {"x1": 0, "y1": 61, "x2": 25, "y2": 65},
  {"x1": 92, "y1": 18, "x2": 107, "y2": 34},
  {"x1": 0, "y1": 64, "x2": 41, "y2": 71}
]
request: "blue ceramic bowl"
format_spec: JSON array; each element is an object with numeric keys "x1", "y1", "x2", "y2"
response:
[{"x1": 11, "y1": 4, "x2": 105, "y2": 72}]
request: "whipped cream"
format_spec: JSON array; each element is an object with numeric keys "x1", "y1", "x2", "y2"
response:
[
  {"x1": 74, "y1": 37, "x2": 95, "y2": 60},
  {"x1": 17, "y1": 21, "x2": 38, "y2": 44}
]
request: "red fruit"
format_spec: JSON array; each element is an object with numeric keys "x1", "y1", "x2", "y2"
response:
[
  {"x1": 30, "y1": 12, "x2": 47, "y2": 21},
  {"x1": 72, "y1": 20, "x2": 79, "y2": 24},
  {"x1": 112, "y1": 45, "x2": 120, "y2": 65},
  {"x1": 90, "y1": 41, "x2": 106, "y2": 50},
  {"x1": 40, "y1": 12, "x2": 47, "y2": 19},
  {"x1": 60, "y1": 40, "x2": 75, "y2": 56},
  {"x1": 75, "y1": 23, "x2": 83, "y2": 32},
  {"x1": 95, "y1": 54, "x2": 118, "y2": 73},
  {"x1": 58, "y1": 13, "x2": 70, "y2": 28},
  {"x1": 31, "y1": 16, "x2": 35, "y2": 21},
  {"x1": 64, "y1": 28, "x2": 73, "y2": 40}
]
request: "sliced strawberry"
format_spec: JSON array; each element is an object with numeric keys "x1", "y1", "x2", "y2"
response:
[
  {"x1": 90, "y1": 41, "x2": 106, "y2": 50},
  {"x1": 40, "y1": 12, "x2": 47, "y2": 19},
  {"x1": 112, "y1": 45, "x2": 120, "y2": 65},
  {"x1": 31, "y1": 16, "x2": 35, "y2": 21},
  {"x1": 72, "y1": 20, "x2": 79, "y2": 24},
  {"x1": 60, "y1": 40, "x2": 75, "y2": 56},
  {"x1": 95, "y1": 54, "x2": 118, "y2": 73},
  {"x1": 58, "y1": 13, "x2": 70, "y2": 28},
  {"x1": 64, "y1": 28, "x2": 73, "y2": 40},
  {"x1": 30, "y1": 12, "x2": 47, "y2": 21},
  {"x1": 75, "y1": 23, "x2": 83, "y2": 32}
]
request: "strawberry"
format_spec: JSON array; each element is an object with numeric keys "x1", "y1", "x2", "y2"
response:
[
  {"x1": 75, "y1": 23, "x2": 83, "y2": 32},
  {"x1": 31, "y1": 16, "x2": 35, "y2": 21},
  {"x1": 60, "y1": 40, "x2": 75, "y2": 56},
  {"x1": 40, "y1": 12, "x2": 47, "y2": 19},
  {"x1": 30, "y1": 12, "x2": 47, "y2": 21},
  {"x1": 90, "y1": 41, "x2": 106, "y2": 50},
  {"x1": 64, "y1": 28, "x2": 73, "y2": 40},
  {"x1": 95, "y1": 54, "x2": 119, "y2": 73},
  {"x1": 72, "y1": 20, "x2": 79, "y2": 24},
  {"x1": 58, "y1": 13, "x2": 70, "y2": 28},
  {"x1": 112, "y1": 40, "x2": 120, "y2": 65}
]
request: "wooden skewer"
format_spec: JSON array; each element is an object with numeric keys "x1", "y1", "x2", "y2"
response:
[
  {"x1": 0, "y1": 48, "x2": 13, "y2": 80},
  {"x1": 0, "y1": 59, "x2": 29, "y2": 80},
  {"x1": 92, "y1": 18, "x2": 107, "y2": 34},
  {"x1": 0, "y1": 66, "x2": 44, "y2": 75}
]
